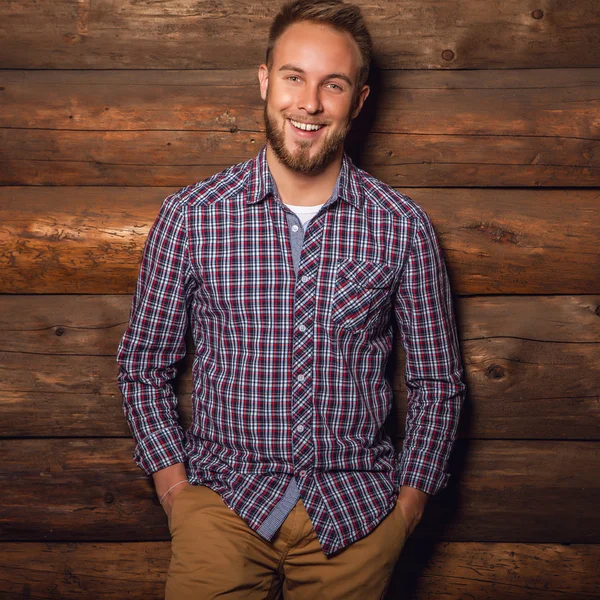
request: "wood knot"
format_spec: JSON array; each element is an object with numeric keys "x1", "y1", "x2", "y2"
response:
[
  {"x1": 55, "y1": 327, "x2": 65, "y2": 337},
  {"x1": 104, "y1": 492, "x2": 114, "y2": 504},
  {"x1": 441, "y1": 49, "x2": 455, "y2": 61},
  {"x1": 468, "y1": 222, "x2": 519, "y2": 245},
  {"x1": 485, "y1": 364, "x2": 505, "y2": 379},
  {"x1": 532, "y1": 9, "x2": 544, "y2": 19}
]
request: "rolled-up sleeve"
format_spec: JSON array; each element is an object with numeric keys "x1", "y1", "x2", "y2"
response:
[
  {"x1": 394, "y1": 212, "x2": 466, "y2": 495},
  {"x1": 117, "y1": 193, "x2": 197, "y2": 475}
]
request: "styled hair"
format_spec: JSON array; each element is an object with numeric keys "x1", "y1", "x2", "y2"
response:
[{"x1": 266, "y1": 0, "x2": 373, "y2": 90}]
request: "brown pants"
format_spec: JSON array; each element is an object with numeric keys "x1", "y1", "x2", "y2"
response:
[{"x1": 166, "y1": 484, "x2": 407, "y2": 600}]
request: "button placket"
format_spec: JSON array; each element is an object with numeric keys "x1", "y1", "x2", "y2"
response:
[{"x1": 290, "y1": 217, "x2": 326, "y2": 480}]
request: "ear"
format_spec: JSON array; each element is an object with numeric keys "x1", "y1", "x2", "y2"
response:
[
  {"x1": 351, "y1": 84, "x2": 370, "y2": 119},
  {"x1": 258, "y1": 64, "x2": 269, "y2": 101}
]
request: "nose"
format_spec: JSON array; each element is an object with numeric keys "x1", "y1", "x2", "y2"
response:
[{"x1": 297, "y1": 82, "x2": 322, "y2": 114}]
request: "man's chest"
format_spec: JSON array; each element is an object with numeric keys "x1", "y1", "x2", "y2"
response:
[{"x1": 187, "y1": 199, "x2": 410, "y2": 334}]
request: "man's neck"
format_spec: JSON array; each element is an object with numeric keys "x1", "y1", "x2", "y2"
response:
[{"x1": 266, "y1": 145, "x2": 343, "y2": 207}]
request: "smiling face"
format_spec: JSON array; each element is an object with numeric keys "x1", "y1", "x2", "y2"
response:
[{"x1": 258, "y1": 21, "x2": 369, "y2": 175}]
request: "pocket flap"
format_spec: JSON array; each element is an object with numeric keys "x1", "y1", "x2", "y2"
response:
[{"x1": 335, "y1": 259, "x2": 395, "y2": 289}]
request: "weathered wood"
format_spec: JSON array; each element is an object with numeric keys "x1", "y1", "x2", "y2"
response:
[
  {"x1": 0, "y1": 439, "x2": 598, "y2": 542},
  {"x1": 388, "y1": 542, "x2": 600, "y2": 600},
  {"x1": 1, "y1": 294, "x2": 598, "y2": 438},
  {"x1": 3, "y1": 295, "x2": 599, "y2": 355},
  {"x1": 4, "y1": 129, "x2": 598, "y2": 187},
  {"x1": 1, "y1": 345, "x2": 597, "y2": 438},
  {"x1": 1, "y1": 542, "x2": 598, "y2": 600},
  {"x1": 1, "y1": 68, "x2": 599, "y2": 187},
  {"x1": 1, "y1": 1, "x2": 599, "y2": 69},
  {"x1": 0, "y1": 295, "x2": 131, "y2": 355},
  {"x1": 1, "y1": 187, "x2": 598, "y2": 295},
  {"x1": 3, "y1": 69, "x2": 599, "y2": 136}
]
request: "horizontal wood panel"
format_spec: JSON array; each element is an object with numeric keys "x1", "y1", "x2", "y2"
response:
[
  {"x1": 3, "y1": 295, "x2": 599, "y2": 355},
  {"x1": 1, "y1": 542, "x2": 598, "y2": 600},
  {"x1": 0, "y1": 439, "x2": 598, "y2": 542},
  {"x1": 4, "y1": 69, "x2": 599, "y2": 136},
  {"x1": 1, "y1": 69, "x2": 598, "y2": 187},
  {"x1": 3, "y1": 130, "x2": 598, "y2": 188},
  {"x1": 1, "y1": 295, "x2": 598, "y2": 439},
  {"x1": 1, "y1": 187, "x2": 598, "y2": 295},
  {"x1": 1, "y1": 1, "x2": 599, "y2": 69}
]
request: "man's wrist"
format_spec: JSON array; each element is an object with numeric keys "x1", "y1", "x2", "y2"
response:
[
  {"x1": 152, "y1": 462, "x2": 188, "y2": 501},
  {"x1": 398, "y1": 485, "x2": 429, "y2": 517}
]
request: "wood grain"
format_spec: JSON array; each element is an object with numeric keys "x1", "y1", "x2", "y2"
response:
[
  {"x1": 4, "y1": 130, "x2": 598, "y2": 187},
  {"x1": 0, "y1": 439, "x2": 598, "y2": 542},
  {"x1": 3, "y1": 69, "x2": 599, "y2": 136},
  {"x1": 1, "y1": 69, "x2": 598, "y2": 187},
  {"x1": 0, "y1": 295, "x2": 598, "y2": 439},
  {"x1": 1, "y1": 542, "x2": 598, "y2": 599},
  {"x1": 3, "y1": 295, "x2": 599, "y2": 354},
  {"x1": 1, "y1": 187, "x2": 598, "y2": 295},
  {"x1": 1, "y1": 1, "x2": 599, "y2": 69}
]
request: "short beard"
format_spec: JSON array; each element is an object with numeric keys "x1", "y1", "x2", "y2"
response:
[{"x1": 263, "y1": 103, "x2": 352, "y2": 175}]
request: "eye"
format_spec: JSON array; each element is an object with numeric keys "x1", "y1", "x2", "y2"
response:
[
  {"x1": 327, "y1": 82, "x2": 344, "y2": 91},
  {"x1": 287, "y1": 75, "x2": 301, "y2": 82}
]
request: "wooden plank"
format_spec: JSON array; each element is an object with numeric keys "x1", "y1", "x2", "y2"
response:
[
  {"x1": 1, "y1": 69, "x2": 599, "y2": 187},
  {"x1": 3, "y1": 295, "x2": 599, "y2": 355},
  {"x1": 1, "y1": 542, "x2": 598, "y2": 600},
  {"x1": 1, "y1": 1, "x2": 599, "y2": 69},
  {"x1": 0, "y1": 439, "x2": 598, "y2": 542},
  {"x1": 1, "y1": 294, "x2": 598, "y2": 438},
  {"x1": 388, "y1": 542, "x2": 600, "y2": 600},
  {"x1": 3, "y1": 69, "x2": 599, "y2": 136},
  {"x1": 1, "y1": 187, "x2": 598, "y2": 295},
  {"x1": 4, "y1": 129, "x2": 598, "y2": 187}
]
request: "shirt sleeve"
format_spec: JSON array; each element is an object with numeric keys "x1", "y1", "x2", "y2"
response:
[
  {"x1": 394, "y1": 211, "x2": 466, "y2": 495},
  {"x1": 116, "y1": 193, "x2": 197, "y2": 475}
]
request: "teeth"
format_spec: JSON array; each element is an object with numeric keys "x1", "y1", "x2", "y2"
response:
[{"x1": 290, "y1": 119, "x2": 323, "y2": 132}]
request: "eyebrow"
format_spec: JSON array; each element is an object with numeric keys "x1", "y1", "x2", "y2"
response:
[{"x1": 278, "y1": 64, "x2": 353, "y2": 87}]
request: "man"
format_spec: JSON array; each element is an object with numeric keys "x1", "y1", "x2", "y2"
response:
[{"x1": 117, "y1": 1, "x2": 465, "y2": 598}]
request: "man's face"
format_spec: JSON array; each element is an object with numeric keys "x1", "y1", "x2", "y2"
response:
[{"x1": 258, "y1": 21, "x2": 369, "y2": 174}]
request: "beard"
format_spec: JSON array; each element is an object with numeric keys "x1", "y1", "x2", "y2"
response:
[{"x1": 263, "y1": 102, "x2": 352, "y2": 175}]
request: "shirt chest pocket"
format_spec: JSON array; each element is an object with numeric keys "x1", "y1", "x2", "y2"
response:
[{"x1": 331, "y1": 259, "x2": 396, "y2": 332}]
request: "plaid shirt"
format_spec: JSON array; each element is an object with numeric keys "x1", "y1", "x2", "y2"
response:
[{"x1": 117, "y1": 146, "x2": 465, "y2": 555}]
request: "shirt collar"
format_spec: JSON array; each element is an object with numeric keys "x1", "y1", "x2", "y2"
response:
[{"x1": 246, "y1": 145, "x2": 364, "y2": 210}]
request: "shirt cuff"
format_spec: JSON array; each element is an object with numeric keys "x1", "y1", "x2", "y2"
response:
[
  {"x1": 132, "y1": 426, "x2": 187, "y2": 475},
  {"x1": 397, "y1": 449, "x2": 451, "y2": 496}
]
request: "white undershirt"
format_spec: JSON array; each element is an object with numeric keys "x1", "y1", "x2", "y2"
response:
[{"x1": 284, "y1": 202, "x2": 325, "y2": 227}]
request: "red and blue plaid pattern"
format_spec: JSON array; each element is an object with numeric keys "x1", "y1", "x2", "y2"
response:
[{"x1": 117, "y1": 146, "x2": 465, "y2": 555}]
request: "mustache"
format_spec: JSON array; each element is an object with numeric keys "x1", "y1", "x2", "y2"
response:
[{"x1": 283, "y1": 114, "x2": 332, "y2": 126}]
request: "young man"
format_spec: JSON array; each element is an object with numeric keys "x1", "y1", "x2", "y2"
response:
[{"x1": 117, "y1": 1, "x2": 465, "y2": 598}]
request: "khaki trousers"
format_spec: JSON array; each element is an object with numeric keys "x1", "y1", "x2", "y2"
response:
[{"x1": 166, "y1": 484, "x2": 407, "y2": 600}]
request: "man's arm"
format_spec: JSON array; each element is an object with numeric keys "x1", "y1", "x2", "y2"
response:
[
  {"x1": 116, "y1": 193, "x2": 197, "y2": 511},
  {"x1": 393, "y1": 211, "x2": 466, "y2": 535}
]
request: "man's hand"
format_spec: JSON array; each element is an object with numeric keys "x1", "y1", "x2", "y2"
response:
[
  {"x1": 397, "y1": 485, "x2": 429, "y2": 538},
  {"x1": 153, "y1": 463, "x2": 191, "y2": 526}
]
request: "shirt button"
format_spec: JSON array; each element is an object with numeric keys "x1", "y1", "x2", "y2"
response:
[
  {"x1": 297, "y1": 374, "x2": 305, "y2": 382},
  {"x1": 297, "y1": 425, "x2": 305, "y2": 433},
  {"x1": 299, "y1": 470, "x2": 307, "y2": 477},
  {"x1": 292, "y1": 224, "x2": 299, "y2": 232},
  {"x1": 298, "y1": 324, "x2": 306, "y2": 332},
  {"x1": 301, "y1": 275, "x2": 309, "y2": 283}
]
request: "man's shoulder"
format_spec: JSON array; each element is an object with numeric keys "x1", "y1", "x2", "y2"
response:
[
  {"x1": 351, "y1": 162, "x2": 430, "y2": 224},
  {"x1": 164, "y1": 156, "x2": 255, "y2": 211}
]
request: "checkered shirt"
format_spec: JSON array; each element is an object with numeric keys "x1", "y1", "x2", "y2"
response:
[{"x1": 117, "y1": 146, "x2": 465, "y2": 555}]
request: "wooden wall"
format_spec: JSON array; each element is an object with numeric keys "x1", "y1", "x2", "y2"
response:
[{"x1": 1, "y1": 1, "x2": 599, "y2": 597}]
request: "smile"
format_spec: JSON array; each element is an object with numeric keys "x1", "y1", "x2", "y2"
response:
[{"x1": 289, "y1": 119, "x2": 325, "y2": 132}]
